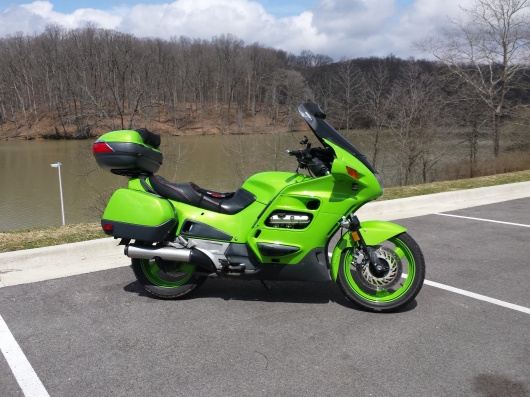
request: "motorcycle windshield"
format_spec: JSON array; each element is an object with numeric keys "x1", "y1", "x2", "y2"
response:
[{"x1": 298, "y1": 102, "x2": 378, "y2": 175}]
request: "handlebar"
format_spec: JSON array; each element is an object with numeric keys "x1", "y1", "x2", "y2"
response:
[
  {"x1": 286, "y1": 146, "x2": 332, "y2": 177},
  {"x1": 286, "y1": 149, "x2": 306, "y2": 157}
]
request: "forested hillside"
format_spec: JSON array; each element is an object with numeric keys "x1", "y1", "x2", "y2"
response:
[
  {"x1": 0, "y1": 25, "x2": 328, "y2": 138},
  {"x1": 1, "y1": 24, "x2": 529, "y2": 180}
]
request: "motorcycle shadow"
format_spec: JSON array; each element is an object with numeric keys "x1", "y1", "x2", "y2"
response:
[{"x1": 123, "y1": 278, "x2": 418, "y2": 313}]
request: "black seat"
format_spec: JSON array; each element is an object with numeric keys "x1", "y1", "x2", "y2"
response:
[{"x1": 149, "y1": 175, "x2": 256, "y2": 215}]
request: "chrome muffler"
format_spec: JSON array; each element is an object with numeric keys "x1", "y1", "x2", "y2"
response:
[
  {"x1": 124, "y1": 245, "x2": 216, "y2": 272},
  {"x1": 125, "y1": 245, "x2": 192, "y2": 262}
]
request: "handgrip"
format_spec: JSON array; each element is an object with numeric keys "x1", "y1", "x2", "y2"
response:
[{"x1": 286, "y1": 149, "x2": 304, "y2": 156}]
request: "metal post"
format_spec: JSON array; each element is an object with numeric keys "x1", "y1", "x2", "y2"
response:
[{"x1": 50, "y1": 162, "x2": 66, "y2": 225}]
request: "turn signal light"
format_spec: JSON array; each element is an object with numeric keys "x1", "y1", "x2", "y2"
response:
[
  {"x1": 92, "y1": 141, "x2": 114, "y2": 154},
  {"x1": 346, "y1": 166, "x2": 359, "y2": 180},
  {"x1": 351, "y1": 231, "x2": 361, "y2": 241}
]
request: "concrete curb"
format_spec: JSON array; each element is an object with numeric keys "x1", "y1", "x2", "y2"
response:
[
  {"x1": 1, "y1": 181, "x2": 529, "y2": 287},
  {"x1": 357, "y1": 181, "x2": 530, "y2": 220},
  {"x1": 0, "y1": 238, "x2": 125, "y2": 287}
]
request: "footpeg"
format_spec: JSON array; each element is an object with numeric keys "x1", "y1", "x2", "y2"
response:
[{"x1": 227, "y1": 264, "x2": 246, "y2": 272}]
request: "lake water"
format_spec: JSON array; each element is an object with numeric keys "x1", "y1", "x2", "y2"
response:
[
  {"x1": 0, "y1": 132, "x2": 313, "y2": 232},
  {"x1": 1, "y1": 129, "x2": 472, "y2": 232}
]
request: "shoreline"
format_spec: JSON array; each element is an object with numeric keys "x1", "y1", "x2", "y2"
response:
[
  {"x1": 2, "y1": 181, "x2": 530, "y2": 286},
  {"x1": 2, "y1": 171, "x2": 530, "y2": 253},
  {"x1": 0, "y1": 127, "x2": 296, "y2": 141}
]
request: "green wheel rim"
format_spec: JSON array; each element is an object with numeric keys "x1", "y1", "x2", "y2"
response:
[
  {"x1": 343, "y1": 236, "x2": 416, "y2": 303},
  {"x1": 140, "y1": 259, "x2": 196, "y2": 288}
]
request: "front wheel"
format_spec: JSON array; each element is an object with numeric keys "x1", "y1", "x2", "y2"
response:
[
  {"x1": 337, "y1": 232, "x2": 425, "y2": 312},
  {"x1": 131, "y1": 258, "x2": 206, "y2": 299}
]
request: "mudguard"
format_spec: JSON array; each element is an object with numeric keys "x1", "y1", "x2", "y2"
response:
[{"x1": 330, "y1": 220, "x2": 407, "y2": 280}]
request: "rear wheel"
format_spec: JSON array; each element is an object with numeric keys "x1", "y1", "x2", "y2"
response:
[
  {"x1": 337, "y1": 232, "x2": 425, "y2": 312},
  {"x1": 131, "y1": 258, "x2": 206, "y2": 299}
]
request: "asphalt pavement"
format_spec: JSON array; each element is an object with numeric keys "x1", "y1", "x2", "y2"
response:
[{"x1": 1, "y1": 182, "x2": 529, "y2": 397}]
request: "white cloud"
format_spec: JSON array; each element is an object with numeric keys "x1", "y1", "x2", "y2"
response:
[
  {"x1": 118, "y1": 0, "x2": 276, "y2": 40},
  {"x1": 390, "y1": 0, "x2": 471, "y2": 58},
  {"x1": 0, "y1": 0, "x2": 476, "y2": 59},
  {"x1": 312, "y1": 0, "x2": 395, "y2": 36},
  {"x1": 0, "y1": 1, "x2": 120, "y2": 36}
]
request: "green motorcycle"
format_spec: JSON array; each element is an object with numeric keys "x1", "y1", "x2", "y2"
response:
[{"x1": 93, "y1": 102, "x2": 425, "y2": 312}]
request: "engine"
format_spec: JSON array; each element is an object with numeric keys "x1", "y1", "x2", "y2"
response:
[{"x1": 266, "y1": 211, "x2": 312, "y2": 229}]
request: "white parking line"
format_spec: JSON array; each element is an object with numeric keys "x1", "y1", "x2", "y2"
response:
[
  {"x1": 337, "y1": 254, "x2": 530, "y2": 314},
  {"x1": 434, "y1": 213, "x2": 530, "y2": 228},
  {"x1": 0, "y1": 314, "x2": 50, "y2": 397},
  {"x1": 399, "y1": 273, "x2": 530, "y2": 314},
  {"x1": 429, "y1": 212, "x2": 530, "y2": 313},
  {"x1": 423, "y1": 279, "x2": 530, "y2": 315}
]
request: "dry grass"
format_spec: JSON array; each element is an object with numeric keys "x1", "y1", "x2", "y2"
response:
[
  {"x1": 438, "y1": 150, "x2": 530, "y2": 181},
  {"x1": 0, "y1": 223, "x2": 105, "y2": 253},
  {"x1": 1, "y1": 169, "x2": 530, "y2": 253},
  {"x1": 382, "y1": 169, "x2": 530, "y2": 200}
]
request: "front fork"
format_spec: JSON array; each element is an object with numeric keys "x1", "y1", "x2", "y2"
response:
[
  {"x1": 343, "y1": 215, "x2": 380, "y2": 268},
  {"x1": 330, "y1": 214, "x2": 407, "y2": 281}
]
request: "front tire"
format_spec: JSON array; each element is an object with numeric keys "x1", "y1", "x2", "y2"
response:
[
  {"x1": 337, "y1": 232, "x2": 425, "y2": 312},
  {"x1": 131, "y1": 258, "x2": 206, "y2": 299}
]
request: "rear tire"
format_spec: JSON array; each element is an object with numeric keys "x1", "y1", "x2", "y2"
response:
[
  {"x1": 337, "y1": 232, "x2": 425, "y2": 312},
  {"x1": 131, "y1": 258, "x2": 206, "y2": 299}
]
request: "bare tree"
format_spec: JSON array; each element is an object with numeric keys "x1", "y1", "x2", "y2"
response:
[
  {"x1": 213, "y1": 34, "x2": 245, "y2": 128},
  {"x1": 278, "y1": 69, "x2": 313, "y2": 130},
  {"x1": 334, "y1": 59, "x2": 363, "y2": 132},
  {"x1": 415, "y1": 0, "x2": 530, "y2": 157},
  {"x1": 359, "y1": 59, "x2": 392, "y2": 168},
  {"x1": 222, "y1": 134, "x2": 260, "y2": 183},
  {"x1": 386, "y1": 62, "x2": 450, "y2": 185},
  {"x1": 448, "y1": 75, "x2": 492, "y2": 177}
]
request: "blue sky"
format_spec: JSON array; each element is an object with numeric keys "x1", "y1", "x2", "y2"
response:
[
  {"x1": 0, "y1": 0, "x2": 470, "y2": 59},
  {"x1": 4, "y1": 0, "x2": 318, "y2": 18}
]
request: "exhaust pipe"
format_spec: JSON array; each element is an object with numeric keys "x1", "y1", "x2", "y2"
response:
[
  {"x1": 125, "y1": 245, "x2": 191, "y2": 262},
  {"x1": 125, "y1": 245, "x2": 216, "y2": 272}
]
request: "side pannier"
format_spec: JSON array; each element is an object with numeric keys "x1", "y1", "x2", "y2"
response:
[{"x1": 101, "y1": 188, "x2": 176, "y2": 242}]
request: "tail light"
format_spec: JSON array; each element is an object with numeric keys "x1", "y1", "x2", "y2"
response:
[{"x1": 92, "y1": 141, "x2": 114, "y2": 154}]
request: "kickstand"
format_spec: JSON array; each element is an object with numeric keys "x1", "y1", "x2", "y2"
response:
[{"x1": 260, "y1": 280, "x2": 271, "y2": 291}]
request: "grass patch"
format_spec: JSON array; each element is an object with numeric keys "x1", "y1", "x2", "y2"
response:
[
  {"x1": 0, "y1": 223, "x2": 105, "y2": 253},
  {"x1": 381, "y1": 169, "x2": 530, "y2": 200},
  {"x1": 1, "y1": 169, "x2": 530, "y2": 253}
]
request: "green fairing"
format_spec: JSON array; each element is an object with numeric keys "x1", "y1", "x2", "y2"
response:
[
  {"x1": 171, "y1": 200, "x2": 265, "y2": 242},
  {"x1": 166, "y1": 165, "x2": 375, "y2": 264},
  {"x1": 330, "y1": 221, "x2": 407, "y2": 280},
  {"x1": 158, "y1": 172, "x2": 301, "y2": 244},
  {"x1": 241, "y1": 172, "x2": 310, "y2": 204},
  {"x1": 249, "y1": 174, "x2": 350, "y2": 263},
  {"x1": 326, "y1": 140, "x2": 383, "y2": 200}
]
